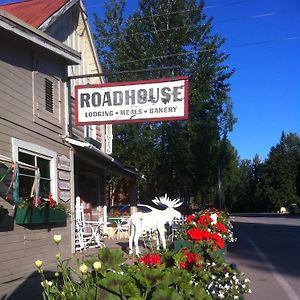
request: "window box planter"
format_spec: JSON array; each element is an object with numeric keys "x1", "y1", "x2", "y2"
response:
[
  {"x1": 15, "y1": 207, "x2": 47, "y2": 224},
  {"x1": 0, "y1": 207, "x2": 9, "y2": 226},
  {"x1": 15, "y1": 207, "x2": 66, "y2": 225},
  {"x1": 48, "y1": 209, "x2": 66, "y2": 223},
  {"x1": 173, "y1": 239, "x2": 227, "y2": 260}
]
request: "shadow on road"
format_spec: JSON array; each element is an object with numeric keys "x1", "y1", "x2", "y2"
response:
[{"x1": 227, "y1": 214, "x2": 300, "y2": 279}]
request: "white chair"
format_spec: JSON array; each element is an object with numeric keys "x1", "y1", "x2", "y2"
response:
[
  {"x1": 114, "y1": 217, "x2": 130, "y2": 239},
  {"x1": 75, "y1": 197, "x2": 105, "y2": 251}
]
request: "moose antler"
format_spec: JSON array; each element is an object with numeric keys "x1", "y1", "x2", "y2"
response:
[{"x1": 152, "y1": 193, "x2": 183, "y2": 208}]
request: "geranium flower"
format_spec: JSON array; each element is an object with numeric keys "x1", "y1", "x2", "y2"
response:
[
  {"x1": 138, "y1": 253, "x2": 161, "y2": 266},
  {"x1": 179, "y1": 261, "x2": 187, "y2": 269},
  {"x1": 197, "y1": 215, "x2": 212, "y2": 226},
  {"x1": 215, "y1": 222, "x2": 227, "y2": 233},
  {"x1": 48, "y1": 193, "x2": 55, "y2": 208},
  {"x1": 209, "y1": 233, "x2": 225, "y2": 249},
  {"x1": 201, "y1": 230, "x2": 210, "y2": 240},
  {"x1": 187, "y1": 228, "x2": 203, "y2": 241},
  {"x1": 186, "y1": 215, "x2": 195, "y2": 223}
]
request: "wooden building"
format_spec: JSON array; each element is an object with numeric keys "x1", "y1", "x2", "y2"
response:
[{"x1": 0, "y1": 0, "x2": 139, "y2": 297}]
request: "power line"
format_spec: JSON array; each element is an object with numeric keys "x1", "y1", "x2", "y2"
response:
[
  {"x1": 87, "y1": 0, "x2": 299, "y2": 28},
  {"x1": 95, "y1": 8, "x2": 300, "y2": 43},
  {"x1": 103, "y1": 35, "x2": 300, "y2": 66}
]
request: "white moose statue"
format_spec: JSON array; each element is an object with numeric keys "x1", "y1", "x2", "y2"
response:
[{"x1": 128, "y1": 194, "x2": 183, "y2": 255}]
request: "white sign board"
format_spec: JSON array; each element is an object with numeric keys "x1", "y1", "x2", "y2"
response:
[
  {"x1": 57, "y1": 155, "x2": 71, "y2": 171},
  {"x1": 75, "y1": 77, "x2": 188, "y2": 125}
]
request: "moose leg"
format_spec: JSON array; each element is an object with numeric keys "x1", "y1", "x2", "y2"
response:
[
  {"x1": 158, "y1": 227, "x2": 166, "y2": 250},
  {"x1": 134, "y1": 228, "x2": 141, "y2": 255},
  {"x1": 128, "y1": 224, "x2": 134, "y2": 255}
]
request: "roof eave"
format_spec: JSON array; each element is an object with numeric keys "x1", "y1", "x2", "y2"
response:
[
  {"x1": 0, "y1": 10, "x2": 81, "y2": 65},
  {"x1": 39, "y1": 0, "x2": 79, "y2": 31},
  {"x1": 64, "y1": 137, "x2": 143, "y2": 178}
]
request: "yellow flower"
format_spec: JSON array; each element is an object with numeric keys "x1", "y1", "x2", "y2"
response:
[
  {"x1": 55, "y1": 253, "x2": 61, "y2": 260},
  {"x1": 53, "y1": 235, "x2": 62, "y2": 244},
  {"x1": 93, "y1": 261, "x2": 102, "y2": 271},
  {"x1": 79, "y1": 264, "x2": 88, "y2": 274},
  {"x1": 35, "y1": 260, "x2": 43, "y2": 268}
]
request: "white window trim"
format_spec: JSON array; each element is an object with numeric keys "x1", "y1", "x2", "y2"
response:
[{"x1": 12, "y1": 138, "x2": 58, "y2": 201}]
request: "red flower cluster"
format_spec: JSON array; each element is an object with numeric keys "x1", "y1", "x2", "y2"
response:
[
  {"x1": 187, "y1": 228, "x2": 210, "y2": 241},
  {"x1": 215, "y1": 222, "x2": 227, "y2": 233},
  {"x1": 187, "y1": 228, "x2": 225, "y2": 249},
  {"x1": 210, "y1": 233, "x2": 225, "y2": 249},
  {"x1": 138, "y1": 253, "x2": 161, "y2": 266},
  {"x1": 186, "y1": 215, "x2": 195, "y2": 223},
  {"x1": 197, "y1": 215, "x2": 212, "y2": 226},
  {"x1": 48, "y1": 193, "x2": 55, "y2": 208},
  {"x1": 179, "y1": 251, "x2": 202, "y2": 270}
]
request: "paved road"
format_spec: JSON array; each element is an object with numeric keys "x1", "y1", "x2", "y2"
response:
[{"x1": 227, "y1": 214, "x2": 300, "y2": 300}]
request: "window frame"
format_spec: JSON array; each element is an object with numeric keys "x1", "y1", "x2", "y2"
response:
[{"x1": 12, "y1": 138, "x2": 58, "y2": 201}]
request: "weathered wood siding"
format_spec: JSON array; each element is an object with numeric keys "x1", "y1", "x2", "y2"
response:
[{"x1": 45, "y1": 2, "x2": 106, "y2": 150}]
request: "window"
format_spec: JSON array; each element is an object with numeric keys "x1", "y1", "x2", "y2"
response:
[
  {"x1": 12, "y1": 138, "x2": 57, "y2": 201},
  {"x1": 45, "y1": 78, "x2": 54, "y2": 113},
  {"x1": 19, "y1": 151, "x2": 51, "y2": 199}
]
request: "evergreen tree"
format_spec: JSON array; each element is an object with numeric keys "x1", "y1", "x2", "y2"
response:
[
  {"x1": 93, "y1": 0, "x2": 236, "y2": 204},
  {"x1": 264, "y1": 132, "x2": 300, "y2": 209}
]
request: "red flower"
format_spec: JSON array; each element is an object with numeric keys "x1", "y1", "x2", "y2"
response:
[
  {"x1": 186, "y1": 215, "x2": 195, "y2": 223},
  {"x1": 197, "y1": 215, "x2": 212, "y2": 226},
  {"x1": 215, "y1": 222, "x2": 227, "y2": 233},
  {"x1": 183, "y1": 251, "x2": 202, "y2": 263},
  {"x1": 115, "y1": 211, "x2": 121, "y2": 215},
  {"x1": 179, "y1": 262, "x2": 187, "y2": 269},
  {"x1": 187, "y1": 228, "x2": 203, "y2": 241},
  {"x1": 48, "y1": 193, "x2": 55, "y2": 208},
  {"x1": 209, "y1": 233, "x2": 225, "y2": 249},
  {"x1": 138, "y1": 253, "x2": 161, "y2": 266},
  {"x1": 201, "y1": 230, "x2": 210, "y2": 240}
]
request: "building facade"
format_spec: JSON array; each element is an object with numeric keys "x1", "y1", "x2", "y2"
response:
[{"x1": 0, "y1": 1, "x2": 138, "y2": 297}]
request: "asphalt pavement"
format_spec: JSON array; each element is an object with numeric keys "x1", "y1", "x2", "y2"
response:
[{"x1": 227, "y1": 213, "x2": 300, "y2": 300}]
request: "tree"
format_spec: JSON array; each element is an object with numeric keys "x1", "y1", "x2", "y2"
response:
[
  {"x1": 93, "y1": 0, "x2": 236, "y2": 204},
  {"x1": 263, "y1": 132, "x2": 300, "y2": 209}
]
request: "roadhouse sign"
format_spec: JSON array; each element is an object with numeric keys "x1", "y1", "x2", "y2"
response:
[{"x1": 75, "y1": 76, "x2": 188, "y2": 125}]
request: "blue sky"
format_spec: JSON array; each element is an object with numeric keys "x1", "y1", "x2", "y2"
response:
[
  {"x1": 83, "y1": 0, "x2": 300, "y2": 161},
  {"x1": 1, "y1": 0, "x2": 299, "y2": 161}
]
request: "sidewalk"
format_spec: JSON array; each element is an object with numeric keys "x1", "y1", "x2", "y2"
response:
[{"x1": 0, "y1": 238, "x2": 130, "y2": 300}]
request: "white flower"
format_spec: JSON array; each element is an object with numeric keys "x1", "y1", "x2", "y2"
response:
[
  {"x1": 41, "y1": 280, "x2": 53, "y2": 288},
  {"x1": 53, "y1": 235, "x2": 62, "y2": 244},
  {"x1": 93, "y1": 261, "x2": 102, "y2": 271},
  {"x1": 248, "y1": 289, "x2": 252, "y2": 293},
  {"x1": 79, "y1": 264, "x2": 88, "y2": 274},
  {"x1": 225, "y1": 272, "x2": 229, "y2": 278}
]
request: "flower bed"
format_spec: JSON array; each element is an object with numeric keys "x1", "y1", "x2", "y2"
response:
[
  {"x1": 35, "y1": 209, "x2": 251, "y2": 300},
  {"x1": 173, "y1": 208, "x2": 234, "y2": 261}
]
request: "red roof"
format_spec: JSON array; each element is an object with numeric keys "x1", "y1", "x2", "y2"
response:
[{"x1": 0, "y1": 0, "x2": 69, "y2": 28}]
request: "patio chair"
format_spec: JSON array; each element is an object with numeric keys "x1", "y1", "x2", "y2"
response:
[
  {"x1": 75, "y1": 197, "x2": 105, "y2": 251},
  {"x1": 114, "y1": 217, "x2": 130, "y2": 239}
]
